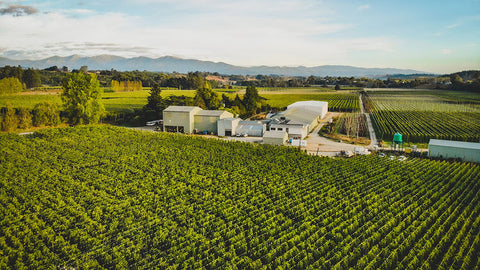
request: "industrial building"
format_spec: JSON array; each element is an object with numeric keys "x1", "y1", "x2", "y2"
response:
[
  {"x1": 194, "y1": 110, "x2": 233, "y2": 134},
  {"x1": 428, "y1": 139, "x2": 480, "y2": 163},
  {"x1": 162, "y1": 100, "x2": 327, "y2": 140},
  {"x1": 163, "y1": 106, "x2": 202, "y2": 133},
  {"x1": 270, "y1": 101, "x2": 328, "y2": 139},
  {"x1": 235, "y1": 121, "x2": 266, "y2": 137},
  {"x1": 163, "y1": 106, "x2": 232, "y2": 134},
  {"x1": 263, "y1": 131, "x2": 288, "y2": 146},
  {"x1": 217, "y1": 118, "x2": 241, "y2": 136}
]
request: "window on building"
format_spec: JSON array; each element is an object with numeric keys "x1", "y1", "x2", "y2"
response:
[
  {"x1": 278, "y1": 128, "x2": 283, "y2": 131},
  {"x1": 271, "y1": 127, "x2": 276, "y2": 131}
]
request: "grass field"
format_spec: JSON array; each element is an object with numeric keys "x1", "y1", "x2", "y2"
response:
[
  {"x1": 1, "y1": 88, "x2": 359, "y2": 112},
  {"x1": 0, "y1": 89, "x2": 197, "y2": 112}
]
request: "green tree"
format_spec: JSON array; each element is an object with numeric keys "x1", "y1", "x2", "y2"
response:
[
  {"x1": 194, "y1": 82, "x2": 219, "y2": 110},
  {"x1": 18, "y1": 107, "x2": 32, "y2": 129},
  {"x1": 61, "y1": 72, "x2": 104, "y2": 125},
  {"x1": 0, "y1": 77, "x2": 23, "y2": 94},
  {"x1": 32, "y1": 102, "x2": 60, "y2": 127},
  {"x1": 243, "y1": 85, "x2": 260, "y2": 113},
  {"x1": 1, "y1": 103, "x2": 18, "y2": 131},
  {"x1": 23, "y1": 68, "x2": 42, "y2": 89},
  {"x1": 145, "y1": 83, "x2": 164, "y2": 112}
]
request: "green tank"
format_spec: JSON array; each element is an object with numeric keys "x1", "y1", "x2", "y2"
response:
[{"x1": 393, "y1": 133, "x2": 402, "y2": 143}]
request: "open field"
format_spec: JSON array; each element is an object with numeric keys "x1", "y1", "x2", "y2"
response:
[
  {"x1": 1, "y1": 88, "x2": 358, "y2": 112},
  {"x1": 1, "y1": 126, "x2": 479, "y2": 269},
  {"x1": 0, "y1": 89, "x2": 196, "y2": 112}
]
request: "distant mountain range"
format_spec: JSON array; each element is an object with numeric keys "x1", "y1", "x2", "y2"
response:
[{"x1": 0, "y1": 54, "x2": 426, "y2": 77}]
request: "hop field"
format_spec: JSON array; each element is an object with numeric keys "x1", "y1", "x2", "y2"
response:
[{"x1": 1, "y1": 126, "x2": 479, "y2": 269}]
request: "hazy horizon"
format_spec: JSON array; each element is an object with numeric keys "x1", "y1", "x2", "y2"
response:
[{"x1": 1, "y1": 0, "x2": 479, "y2": 74}]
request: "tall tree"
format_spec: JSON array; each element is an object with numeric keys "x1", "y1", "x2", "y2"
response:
[
  {"x1": 243, "y1": 85, "x2": 260, "y2": 113},
  {"x1": 145, "y1": 83, "x2": 164, "y2": 113},
  {"x1": 1, "y1": 103, "x2": 18, "y2": 131},
  {"x1": 23, "y1": 68, "x2": 42, "y2": 89},
  {"x1": 61, "y1": 72, "x2": 104, "y2": 125},
  {"x1": 194, "y1": 82, "x2": 219, "y2": 110},
  {"x1": 0, "y1": 77, "x2": 23, "y2": 94}
]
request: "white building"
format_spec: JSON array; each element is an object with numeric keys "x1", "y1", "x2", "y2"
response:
[
  {"x1": 270, "y1": 101, "x2": 328, "y2": 139},
  {"x1": 217, "y1": 118, "x2": 241, "y2": 136},
  {"x1": 236, "y1": 121, "x2": 266, "y2": 137},
  {"x1": 429, "y1": 139, "x2": 480, "y2": 163},
  {"x1": 263, "y1": 131, "x2": 288, "y2": 146},
  {"x1": 194, "y1": 110, "x2": 233, "y2": 134},
  {"x1": 163, "y1": 106, "x2": 202, "y2": 133}
]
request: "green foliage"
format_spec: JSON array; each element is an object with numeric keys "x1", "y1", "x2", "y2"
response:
[
  {"x1": 243, "y1": 85, "x2": 261, "y2": 113},
  {"x1": 1, "y1": 125, "x2": 480, "y2": 268},
  {"x1": 0, "y1": 77, "x2": 23, "y2": 95},
  {"x1": 61, "y1": 72, "x2": 105, "y2": 125},
  {"x1": 23, "y1": 68, "x2": 42, "y2": 89},
  {"x1": 111, "y1": 80, "x2": 143, "y2": 92},
  {"x1": 1, "y1": 103, "x2": 18, "y2": 131},
  {"x1": 194, "y1": 82, "x2": 219, "y2": 109},
  {"x1": 17, "y1": 107, "x2": 32, "y2": 129},
  {"x1": 32, "y1": 102, "x2": 60, "y2": 127}
]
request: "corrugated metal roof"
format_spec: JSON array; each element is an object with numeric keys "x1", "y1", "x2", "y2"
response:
[
  {"x1": 164, "y1": 106, "x2": 202, "y2": 112},
  {"x1": 263, "y1": 131, "x2": 288, "y2": 138},
  {"x1": 196, "y1": 110, "x2": 232, "y2": 117},
  {"x1": 287, "y1": 101, "x2": 328, "y2": 109},
  {"x1": 274, "y1": 108, "x2": 318, "y2": 125},
  {"x1": 429, "y1": 139, "x2": 480, "y2": 150}
]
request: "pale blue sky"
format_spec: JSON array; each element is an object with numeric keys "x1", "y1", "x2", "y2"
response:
[{"x1": 0, "y1": 0, "x2": 479, "y2": 73}]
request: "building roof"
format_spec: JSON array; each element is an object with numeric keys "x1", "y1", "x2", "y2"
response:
[
  {"x1": 195, "y1": 110, "x2": 232, "y2": 117},
  {"x1": 263, "y1": 130, "x2": 288, "y2": 138},
  {"x1": 273, "y1": 107, "x2": 319, "y2": 125},
  {"x1": 164, "y1": 106, "x2": 202, "y2": 112},
  {"x1": 429, "y1": 139, "x2": 480, "y2": 150},
  {"x1": 287, "y1": 100, "x2": 328, "y2": 109}
]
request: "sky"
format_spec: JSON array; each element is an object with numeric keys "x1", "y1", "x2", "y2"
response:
[{"x1": 0, "y1": 0, "x2": 479, "y2": 74}]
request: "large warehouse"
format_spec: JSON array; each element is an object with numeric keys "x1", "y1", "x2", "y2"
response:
[
  {"x1": 194, "y1": 110, "x2": 233, "y2": 134},
  {"x1": 270, "y1": 101, "x2": 328, "y2": 139},
  {"x1": 163, "y1": 106, "x2": 202, "y2": 133},
  {"x1": 163, "y1": 106, "x2": 232, "y2": 134},
  {"x1": 428, "y1": 139, "x2": 480, "y2": 163}
]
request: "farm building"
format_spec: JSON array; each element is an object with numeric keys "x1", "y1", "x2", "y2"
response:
[
  {"x1": 217, "y1": 118, "x2": 241, "y2": 136},
  {"x1": 270, "y1": 101, "x2": 328, "y2": 138},
  {"x1": 194, "y1": 110, "x2": 233, "y2": 134},
  {"x1": 428, "y1": 139, "x2": 480, "y2": 163},
  {"x1": 236, "y1": 121, "x2": 266, "y2": 137},
  {"x1": 163, "y1": 106, "x2": 202, "y2": 133},
  {"x1": 263, "y1": 131, "x2": 288, "y2": 146},
  {"x1": 269, "y1": 119, "x2": 308, "y2": 139}
]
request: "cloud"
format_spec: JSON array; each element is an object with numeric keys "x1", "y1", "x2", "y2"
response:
[
  {"x1": 0, "y1": 4, "x2": 38, "y2": 16},
  {"x1": 357, "y1": 4, "x2": 370, "y2": 11},
  {"x1": 446, "y1": 23, "x2": 459, "y2": 29},
  {"x1": 441, "y1": 49, "x2": 453, "y2": 54}
]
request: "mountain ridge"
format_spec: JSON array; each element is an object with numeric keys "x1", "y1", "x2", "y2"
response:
[{"x1": 0, "y1": 55, "x2": 426, "y2": 77}]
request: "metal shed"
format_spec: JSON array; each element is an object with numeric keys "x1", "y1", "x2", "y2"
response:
[
  {"x1": 429, "y1": 139, "x2": 480, "y2": 163},
  {"x1": 194, "y1": 110, "x2": 233, "y2": 134},
  {"x1": 217, "y1": 118, "x2": 241, "y2": 136},
  {"x1": 163, "y1": 106, "x2": 202, "y2": 133},
  {"x1": 263, "y1": 130, "x2": 289, "y2": 146},
  {"x1": 236, "y1": 121, "x2": 266, "y2": 137}
]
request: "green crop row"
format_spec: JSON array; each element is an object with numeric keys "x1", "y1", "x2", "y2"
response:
[{"x1": 1, "y1": 126, "x2": 479, "y2": 269}]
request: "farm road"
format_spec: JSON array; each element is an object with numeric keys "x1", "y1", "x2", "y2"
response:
[{"x1": 359, "y1": 94, "x2": 378, "y2": 148}]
